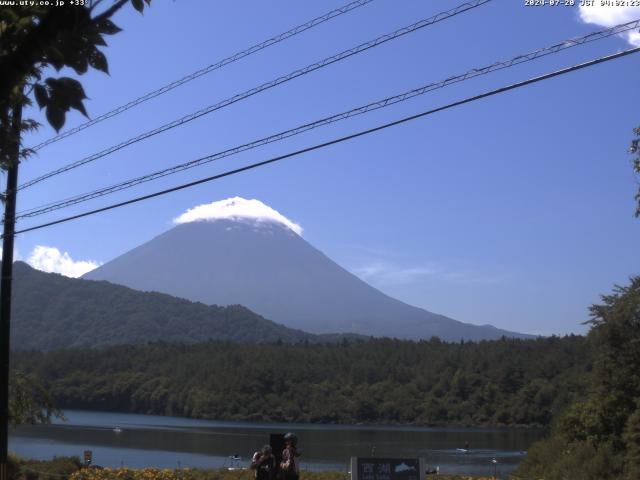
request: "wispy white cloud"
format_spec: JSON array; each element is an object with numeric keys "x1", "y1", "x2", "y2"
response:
[
  {"x1": 27, "y1": 246, "x2": 101, "y2": 278},
  {"x1": 352, "y1": 260, "x2": 502, "y2": 286},
  {"x1": 578, "y1": 5, "x2": 640, "y2": 46},
  {"x1": 353, "y1": 261, "x2": 441, "y2": 286},
  {"x1": 174, "y1": 197, "x2": 303, "y2": 235}
]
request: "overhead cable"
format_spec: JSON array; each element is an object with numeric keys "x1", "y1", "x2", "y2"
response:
[
  {"x1": 16, "y1": 19, "x2": 640, "y2": 219},
  {"x1": 11, "y1": 45, "x2": 640, "y2": 237},
  {"x1": 29, "y1": 0, "x2": 376, "y2": 151},
  {"x1": 18, "y1": 0, "x2": 492, "y2": 191}
]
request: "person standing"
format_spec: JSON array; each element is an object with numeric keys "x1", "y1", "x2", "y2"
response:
[
  {"x1": 280, "y1": 432, "x2": 301, "y2": 480},
  {"x1": 251, "y1": 445, "x2": 276, "y2": 480}
]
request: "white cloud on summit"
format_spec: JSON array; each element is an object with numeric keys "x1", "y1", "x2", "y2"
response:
[
  {"x1": 27, "y1": 246, "x2": 101, "y2": 278},
  {"x1": 578, "y1": 5, "x2": 640, "y2": 46},
  {"x1": 173, "y1": 197, "x2": 303, "y2": 235}
]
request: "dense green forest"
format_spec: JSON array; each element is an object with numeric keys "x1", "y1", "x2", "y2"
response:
[
  {"x1": 13, "y1": 335, "x2": 590, "y2": 427},
  {"x1": 10, "y1": 262, "x2": 356, "y2": 350},
  {"x1": 515, "y1": 277, "x2": 640, "y2": 479}
]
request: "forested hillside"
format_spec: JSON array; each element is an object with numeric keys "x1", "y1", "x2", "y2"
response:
[
  {"x1": 13, "y1": 335, "x2": 590, "y2": 427},
  {"x1": 10, "y1": 262, "x2": 344, "y2": 349}
]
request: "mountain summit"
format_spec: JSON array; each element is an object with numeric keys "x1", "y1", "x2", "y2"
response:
[
  {"x1": 173, "y1": 196, "x2": 303, "y2": 235},
  {"x1": 84, "y1": 198, "x2": 531, "y2": 341}
]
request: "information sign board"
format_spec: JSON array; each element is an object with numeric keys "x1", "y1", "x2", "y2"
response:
[{"x1": 350, "y1": 457, "x2": 425, "y2": 480}]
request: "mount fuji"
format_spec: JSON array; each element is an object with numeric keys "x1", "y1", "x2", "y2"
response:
[{"x1": 83, "y1": 198, "x2": 531, "y2": 341}]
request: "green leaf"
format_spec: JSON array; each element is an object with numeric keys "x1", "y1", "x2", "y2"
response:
[
  {"x1": 45, "y1": 77, "x2": 89, "y2": 119},
  {"x1": 84, "y1": 27, "x2": 107, "y2": 47},
  {"x1": 88, "y1": 48, "x2": 109, "y2": 74},
  {"x1": 70, "y1": 55, "x2": 89, "y2": 75},
  {"x1": 95, "y1": 19, "x2": 122, "y2": 35},
  {"x1": 94, "y1": 34, "x2": 108, "y2": 47},
  {"x1": 45, "y1": 105, "x2": 66, "y2": 132},
  {"x1": 44, "y1": 46, "x2": 65, "y2": 71},
  {"x1": 61, "y1": 77, "x2": 87, "y2": 100},
  {"x1": 21, "y1": 119, "x2": 41, "y2": 133},
  {"x1": 57, "y1": 77, "x2": 86, "y2": 97},
  {"x1": 33, "y1": 83, "x2": 48, "y2": 109},
  {"x1": 64, "y1": 89, "x2": 89, "y2": 118},
  {"x1": 131, "y1": 0, "x2": 144, "y2": 13},
  {"x1": 69, "y1": 98, "x2": 88, "y2": 118}
]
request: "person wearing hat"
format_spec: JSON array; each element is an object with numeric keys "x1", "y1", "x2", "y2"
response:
[
  {"x1": 280, "y1": 432, "x2": 301, "y2": 480},
  {"x1": 251, "y1": 444, "x2": 276, "y2": 480}
]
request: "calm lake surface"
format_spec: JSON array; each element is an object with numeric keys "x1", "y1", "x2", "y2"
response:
[{"x1": 9, "y1": 410, "x2": 545, "y2": 478}]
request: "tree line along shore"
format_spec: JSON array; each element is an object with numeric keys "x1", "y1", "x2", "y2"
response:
[{"x1": 12, "y1": 335, "x2": 589, "y2": 428}]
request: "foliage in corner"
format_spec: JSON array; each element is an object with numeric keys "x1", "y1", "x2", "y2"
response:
[
  {"x1": 0, "y1": 0, "x2": 151, "y2": 426},
  {"x1": 0, "y1": 0, "x2": 151, "y2": 167},
  {"x1": 516, "y1": 276, "x2": 640, "y2": 480},
  {"x1": 8, "y1": 371, "x2": 62, "y2": 426},
  {"x1": 631, "y1": 126, "x2": 640, "y2": 217}
]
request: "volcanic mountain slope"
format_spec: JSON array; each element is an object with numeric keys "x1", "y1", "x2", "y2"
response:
[
  {"x1": 84, "y1": 199, "x2": 532, "y2": 341},
  {"x1": 9, "y1": 261, "x2": 339, "y2": 350}
]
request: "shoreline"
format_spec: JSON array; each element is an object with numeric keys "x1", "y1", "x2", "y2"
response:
[
  {"x1": 11, "y1": 410, "x2": 534, "y2": 478},
  {"x1": 50, "y1": 408, "x2": 551, "y2": 432}
]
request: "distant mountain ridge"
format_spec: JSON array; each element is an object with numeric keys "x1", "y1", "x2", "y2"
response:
[
  {"x1": 84, "y1": 217, "x2": 532, "y2": 341},
  {"x1": 9, "y1": 261, "x2": 353, "y2": 351}
]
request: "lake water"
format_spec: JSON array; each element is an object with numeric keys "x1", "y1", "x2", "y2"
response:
[{"x1": 9, "y1": 410, "x2": 545, "y2": 478}]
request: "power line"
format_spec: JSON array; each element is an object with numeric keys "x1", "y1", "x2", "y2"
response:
[
  {"x1": 28, "y1": 0, "x2": 376, "y2": 152},
  {"x1": 15, "y1": 19, "x2": 640, "y2": 220},
  {"x1": 10, "y1": 46, "x2": 640, "y2": 238},
  {"x1": 18, "y1": 0, "x2": 492, "y2": 191}
]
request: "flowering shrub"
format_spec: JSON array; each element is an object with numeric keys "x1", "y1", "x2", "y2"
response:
[
  {"x1": 69, "y1": 469, "x2": 349, "y2": 480},
  {"x1": 71, "y1": 469, "x2": 178, "y2": 480},
  {"x1": 70, "y1": 469, "x2": 238, "y2": 480},
  {"x1": 68, "y1": 469, "x2": 492, "y2": 480},
  {"x1": 10, "y1": 455, "x2": 495, "y2": 480}
]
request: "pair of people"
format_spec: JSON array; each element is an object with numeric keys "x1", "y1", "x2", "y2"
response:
[{"x1": 251, "y1": 432, "x2": 301, "y2": 480}]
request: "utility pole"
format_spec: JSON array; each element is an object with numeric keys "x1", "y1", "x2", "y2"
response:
[{"x1": 0, "y1": 100, "x2": 23, "y2": 480}]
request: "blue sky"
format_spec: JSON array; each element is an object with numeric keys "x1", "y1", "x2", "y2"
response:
[{"x1": 12, "y1": 0, "x2": 640, "y2": 336}]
